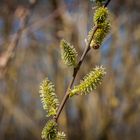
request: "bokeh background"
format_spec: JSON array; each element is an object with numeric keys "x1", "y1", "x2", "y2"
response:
[{"x1": 0, "y1": 0, "x2": 140, "y2": 140}]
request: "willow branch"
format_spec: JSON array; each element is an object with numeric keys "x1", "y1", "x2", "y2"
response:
[{"x1": 54, "y1": 0, "x2": 112, "y2": 122}]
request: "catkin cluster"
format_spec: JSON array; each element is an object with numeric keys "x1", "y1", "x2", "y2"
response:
[
  {"x1": 39, "y1": 79, "x2": 66, "y2": 140},
  {"x1": 88, "y1": 6, "x2": 110, "y2": 49},
  {"x1": 39, "y1": 0, "x2": 111, "y2": 139}
]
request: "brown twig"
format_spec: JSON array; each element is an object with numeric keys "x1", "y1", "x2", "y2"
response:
[{"x1": 54, "y1": 0, "x2": 112, "y2": 122}]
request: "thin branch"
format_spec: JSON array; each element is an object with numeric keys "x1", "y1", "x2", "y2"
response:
[
  {"x1": 104, "y1": 0, "x2": 111, "y2": 7},
  {"x1": 54, "y1": 0, "x2": 112, "y2": 122}
]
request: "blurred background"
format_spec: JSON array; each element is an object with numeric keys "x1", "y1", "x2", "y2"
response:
[{"x1": 0, "y1": 0, "x2": 140, "y2": 140}]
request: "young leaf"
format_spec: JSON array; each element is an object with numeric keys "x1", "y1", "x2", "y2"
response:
[
  {"x1": 39, "y1": 78, "x2": 59, "y2": 117},
  {"x1": 70, "y1": 66, "x2": 106, "y2": 96},
  {"x1": 60, "y1": 39, "x2": 78, "y2": 67}
]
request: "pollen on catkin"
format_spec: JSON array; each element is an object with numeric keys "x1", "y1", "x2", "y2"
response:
[
  {"x1": 57, "y1": 132, "x2": 66, "y2": 140},
  {"x1": 94, "y1": 6, "x2": 109, "y2": 24},
  {"x1": 88, "y1": 21, "x2": 110, "y2": 48},
  {"x1": 39, "y1": 78, "x2": 59, "y2": 117},
  {"x1": 60, "y1": 39, "x2": 78, "y2": 67},
  {"x1": 88, "y1": 6, "x2": 110, "y2": 49},
  {"x1": 70, "y1": 66, "x2": 106, "y2": 96},
  {"x1": 41, "y1": 120, "x2": 58, "y2": 140}
]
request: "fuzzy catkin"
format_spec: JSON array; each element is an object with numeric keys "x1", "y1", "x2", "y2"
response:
[
  {"x1": 42, "y1": 120, "x2": 58, "y2": 140},
  {"x1": 39, "y1": 78, "x2": 59, "y2": 117},
  {"x1": 88, "y1": 6, "x2": 110, "y2": 49},
  {"x1": 70, "y1": 66, "x2": 106, "y2": 96},
  {"x1": 60, "y1": 39, "x2": 77, "y2": 67}
]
